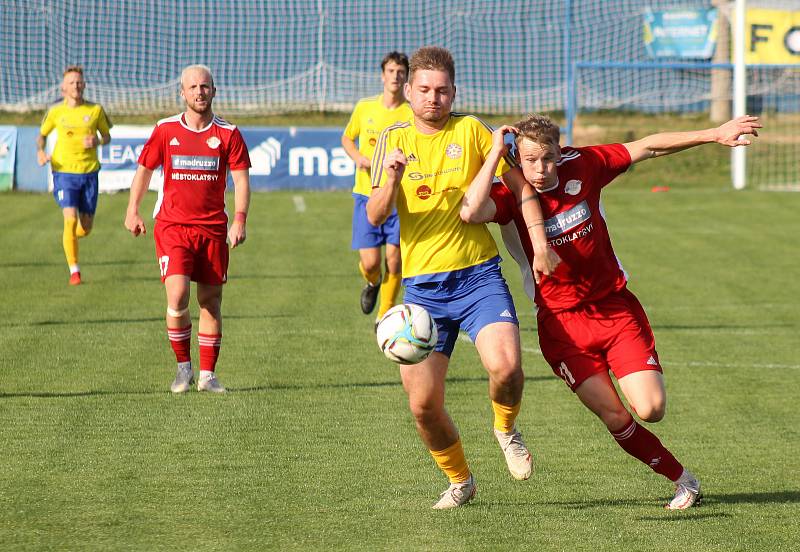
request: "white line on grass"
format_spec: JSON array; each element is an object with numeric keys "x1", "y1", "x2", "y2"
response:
[{"x1": 292, "y1": 195, "x2": 306, "y2": 213}]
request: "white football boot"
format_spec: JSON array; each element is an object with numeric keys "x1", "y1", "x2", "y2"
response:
[
  {"x1": 197, "y1": 371, "x2": 226, "y2": 393},
  {"x1": 432, "y1": 475, "x2": 476, "y2": 510},
  {"x1": 666, "y1": 470, "x2": 702, "y2": 510},
  {"x1": 170, "y1": 363, "x2": 194, "y2": 394},
  {"x1": 494, "y1": 426, "x2": 533, "y2": 480}
]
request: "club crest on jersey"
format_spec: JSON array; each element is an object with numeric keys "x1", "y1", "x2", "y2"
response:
[
  {"x1": 206, "y1": 136, "x2": 221, "y2": 149},
  {"x1": 416, "y1": 185, "x2": 432, "y2": 200},
  {"x1": 445, "y1": 143, "x2": 462, "y2": 159},
  {"x1": 83, "y1": 115, "x2": 90, "y2": 122},
  {"x1": 369, "y1": 138, "x2": 377, "y2": 147},
  {"x1": 564, "y1": 179, "x2": 582, "y2": 196}
]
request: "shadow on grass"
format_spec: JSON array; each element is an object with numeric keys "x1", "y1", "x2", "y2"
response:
[
  {"x1": 548, "y1": 490, "x2": 800, "y2": 513},
  {"x1": 6, "y1": 313, "x2": 298, "y2": 327},
  {"x1": 0, "y1": 259, "x2": 148, "y2": 269},
  {"x1": 653, "y1": 323, "x2": 794, "y2": 330},
  {"x1": 0, "y1": 375, "x2": 551, "y2": 399}
]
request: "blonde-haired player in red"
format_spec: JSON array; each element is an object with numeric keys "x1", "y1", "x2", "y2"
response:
[
  {"x1": 125, "y1": 64, "x2": 251, "y2": 394},
  {"x1": 465, "y1": 113, "x2": 760, "y2": 510}
]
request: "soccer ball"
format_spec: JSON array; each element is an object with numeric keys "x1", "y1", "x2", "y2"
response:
[{"x1": 376, "y1": 303, "x2": 438, "y2": 365}]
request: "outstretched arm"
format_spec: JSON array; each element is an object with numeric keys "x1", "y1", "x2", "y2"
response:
[
  {"x1": 624, "y1": 115, "x2": 761, "y2": 164},
  {"x1": 461, "y1": 125, "x2": 516, "y2": 224}
]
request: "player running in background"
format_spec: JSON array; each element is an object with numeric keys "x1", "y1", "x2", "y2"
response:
[
  {"x1": 367, "y1": 47, "x2": 560, "y2": 509},
  {"x1": 124, "y1": 64, "x2": 251, "y2": 394},
  {"x1": 37, "y1": 66, "x2": 112, "y2": 286},
  {"x1": 468, "y1": 113, "x2": 761, "y2": 510},
  {"x1": 341, "y1": 51, "x2": 412, "y2": 321}
]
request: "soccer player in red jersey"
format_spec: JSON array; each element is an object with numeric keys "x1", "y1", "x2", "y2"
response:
[
  {"x1": 464, "y1": 113, "x2": 761, "y2": 509},
  {"x1": 124, "y1": 64, "x2": 251, "y2": 394}
]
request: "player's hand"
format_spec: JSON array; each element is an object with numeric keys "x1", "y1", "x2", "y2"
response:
[
  {"x1": 83, "y1": 135, "x2": 99, "y2": 148},
  {"x1": 532, "y1": 247, "x2": 561, "y2": 284},
  {"x1": 228, "y1": 221, "x2": 246, "y2": 248},
  {"x1": 716, "y1": 115, "x2": 762, "y2": 147},
  {"x1": 124, "y1": 212, "x2": 146, "y2": 237},
  {"x1": 492, "y1": 125, "x2": 518, "y2": 156},
  {"x1": 357, "y1": 155, "x2": 372, "y2": 171},
  {"x1": 36, "y1": 150, "x2": 50, "y2": 166},
  {"x1": 383, "y1": 148, "x2": 407, "y2": 180}
]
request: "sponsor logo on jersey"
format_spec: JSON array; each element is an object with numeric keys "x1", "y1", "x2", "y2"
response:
[
  {"x1": 171, "y1": 155, "x2": 220, "y2": 171},
  {"x1": 499, "y1": 309, "x2": 513, "y2": 318},
  {"x1": 206, "y1": 136, "x2": 221, "y2": 149},
  {"x1": 445, "y1": 143, "x2": 462, "y2": 159},
  {"x1": 564, "y1": 179, "x2": 582, "y2": 195},
  {"x1": 407, "y1": 153, "x2": 418, "y2": 162},
  {"x1": 647, "y1": 356, "x2": 658, "y2": 366},
  {"x1": 416, "y1": 185, "x2": 432, "y2": 199},
  {"x1": 407, "y1": 166, "x2": 462, "y2": 181},
  {"x1": 169, "y1": 137, "x2": 180, "y2": 146},
  {"x1": 544, "y1": 200, "x2": 591, "y2": 238}
]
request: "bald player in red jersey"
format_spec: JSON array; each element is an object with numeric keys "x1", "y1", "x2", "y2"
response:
[
  {"x1": 125, "y1": 64, "x2": 251, "y2": 394},
  {"x1": 462, "y1": 113, "x2": 761, "y2": 510}
]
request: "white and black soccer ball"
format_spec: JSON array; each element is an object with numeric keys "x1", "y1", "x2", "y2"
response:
[{"x1": 376, "y1": 303, "x2": 438, "y2": 365}]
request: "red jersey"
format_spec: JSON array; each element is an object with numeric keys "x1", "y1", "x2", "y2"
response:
[
  {"x1": 138, "y1": 113, "x2": 251, "y2": 239},
  {"x1": 492, "y1": 143, "x2": 631, "y2": 312}
]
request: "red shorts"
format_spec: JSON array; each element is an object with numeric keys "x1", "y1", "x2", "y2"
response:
[
  {"x1": 537, "y1": 287, "x2": 662, "y2": 391},
  {"x1": 154, "y1": 222, "x2": 228, "y2": 285}
]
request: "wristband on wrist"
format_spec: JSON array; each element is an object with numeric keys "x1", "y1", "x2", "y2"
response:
[
  {"x1": 526, "y1": 221, "x2": 544, "y2": 229},
  {"x1": 234, "y1": 211, "x2": 247, "y2": 223}
]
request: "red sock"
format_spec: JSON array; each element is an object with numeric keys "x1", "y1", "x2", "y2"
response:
[
  {"x1": 198, "y1": 333, "x2": 222, "y2": 372},
  {"x1": 167, "y1": 325, "x2": 192, "y2": 363},
  {"x1": 610, "y1": 419, "x2": 683, "y2": 481}
]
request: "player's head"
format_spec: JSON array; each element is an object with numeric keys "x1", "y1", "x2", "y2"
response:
[
  {"x1": 405, "y1": 46, "x2": 456, "y2": 127},
  {"x1": 180, "y1": 64, "x2": 216, "y2": 115},
  {"x1": 513, "y1": 114, "x2": 561, "y2": 192},
  {"x1": 61, "y1": 65, "x2": 86, "y2": 102},
  {"x1": 381, "y1": 51, "x2": 409, "y2": 96}
]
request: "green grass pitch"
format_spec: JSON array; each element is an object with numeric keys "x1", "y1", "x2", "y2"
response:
[{"x1": 1, "y1": 176, "x2": 799, "y2": 550}]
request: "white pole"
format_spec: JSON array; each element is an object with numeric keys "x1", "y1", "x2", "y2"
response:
[{"x1": 732, "y1": 0, "x2": 747, "y2": 189}]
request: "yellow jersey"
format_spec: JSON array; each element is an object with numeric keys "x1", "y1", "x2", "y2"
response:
[
  {"x1": 40, "y1": 100, "x2": 112, "y2": 174},
  {"x1": 371, "y1": 113, "x2": 511, "y2": 283},
  {"x1": 343, "y1": 95, "x2": 412, "y2": 196}
]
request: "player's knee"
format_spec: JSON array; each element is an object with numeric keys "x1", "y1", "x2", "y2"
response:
[
  {"x1": 632, "y1": 400, "x2": 666, "y2": 423},
  {"x1": 486, "y1": 359, "x2": 523, "y2": 388},
  {"x1": 408, "y1": 399, "x2": 445, "y2": 428}
]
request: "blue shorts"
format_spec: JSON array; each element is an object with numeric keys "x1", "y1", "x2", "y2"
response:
[
  {"x1": 403, "y1": 260, "x2": 518, "y2": 357},
  {"x1": 52, "y1": 171, "x2": 99, "y2": 214},
  {"x1": 351, "y1": 193, "x2": 400, "y2": 249}
]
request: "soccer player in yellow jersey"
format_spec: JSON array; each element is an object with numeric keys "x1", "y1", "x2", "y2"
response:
[
  {"x1": 37, "y1": 66, "x2": 112, "y2": 285},
  {"x1": 368, "y1": 46, "x2": 560, "y2": 509},
  {"x1": 342, "y1": 52, "x2": 412, "y2": 321}
]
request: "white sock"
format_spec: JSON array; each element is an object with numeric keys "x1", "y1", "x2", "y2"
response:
[
  {"x1": 178, "y1": 361, "x2": 192, "y2": 371},
  {"x1": 69, "y1": 264, "x2": 80, "y2": 274},
  {"x1": 199, "y1": 370, "x2": 215, "y2": 380}
]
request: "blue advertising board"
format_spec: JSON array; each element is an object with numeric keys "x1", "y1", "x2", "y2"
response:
[{"x1": 643, "y1": 8, "x2": 718, "y2": 59}]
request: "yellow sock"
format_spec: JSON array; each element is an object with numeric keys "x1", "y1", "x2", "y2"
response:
[
  {"x1": 75, "y1": 220, "x2": 91, "y2": 238},
  {"x1": 429, "y1": 439, "x2": 471, "y2": 483},
  {"x1": 376, "y1": 272, "x2": 402, "y2": 319},
  {"x1": 358, "y1": 261, "x2": 381, "y2": 286},
  {"x1": 492, "y1": 400, "x2": 521, "y2": 433},
  {"x1": 63, "y1": 217, "x2": 79, "y2": 267}
]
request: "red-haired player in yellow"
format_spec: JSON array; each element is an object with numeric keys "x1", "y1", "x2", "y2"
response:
[{"x1": 37, "y1": 66, "x2": 112, "y2": 285}]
